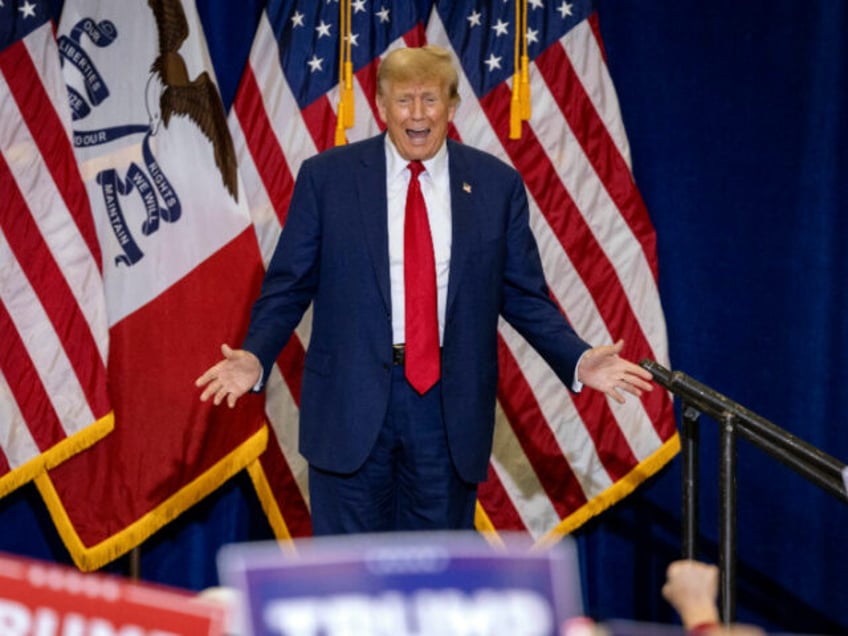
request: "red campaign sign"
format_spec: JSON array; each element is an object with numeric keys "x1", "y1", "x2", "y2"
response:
[{"x1": 0, "y1": 553, "x2": 227, "y2": 635}]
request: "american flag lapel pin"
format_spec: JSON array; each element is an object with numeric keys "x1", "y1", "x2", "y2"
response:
[{"x1": 462, "y1": 181, "x2": 472, "y2": 193}]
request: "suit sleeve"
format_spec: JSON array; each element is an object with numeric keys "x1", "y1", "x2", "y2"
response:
[
  {"x1": 241, "y1": 159, "x2": 322, "y2": 386},
  {"x1": 498, "y1": 169, "x2": 591, "y2": 387}
]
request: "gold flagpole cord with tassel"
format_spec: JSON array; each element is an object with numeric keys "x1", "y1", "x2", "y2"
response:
[
  {"x1": 509, "y1": 0, "x2": 523, "y2": 139},
  {"x1": 520, "y1": 0, "x2": 531, "y2": 121},
  {"x1": 334, "y1": 0, "x2": 350, "y2": 146},
  {"x1": 343, "y1": 0, "x2": 354, "y2": 129}
]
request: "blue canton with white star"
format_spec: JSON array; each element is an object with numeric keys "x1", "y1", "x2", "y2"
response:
[
  {"x1": 268, "y1": 0, "x2": 421, "y2": 110},
  {"x1": 436, "y1": 0, "x2": 593, "y2": 99},
  {"x1": 1, "y1": 0, "x2": 51, "y2": 50}
]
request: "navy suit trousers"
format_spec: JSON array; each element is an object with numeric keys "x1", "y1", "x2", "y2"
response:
[{"x1": 309, "y1": 364, "x2": 477, "y2": 535}]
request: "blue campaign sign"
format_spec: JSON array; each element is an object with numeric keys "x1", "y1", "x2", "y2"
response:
[{"x1": 218, "y1": 531, "x2": 584, "y2": 636}]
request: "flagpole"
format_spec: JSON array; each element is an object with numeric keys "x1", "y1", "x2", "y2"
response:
[{"x1": 128, "y1": 546, "x2": 141, "y2": 580}]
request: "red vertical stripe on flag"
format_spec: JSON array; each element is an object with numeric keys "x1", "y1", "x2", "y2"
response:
[
  {"x1": 497, "y1": 337, "x2": 589, "y2": 518},
  {"x1": 587, "y1": 13, "x2": 607, "y2": 62},
  {"x1": 234, "y1": 66, "x2": 296, "y2": 228},
  {"x1": 535, "y1": 43, "x2": 658, "y2": 278},
  {"x1": 353, "y1": 58, "x2": 384, "y2": 127},
  {"x1": 0, "y1": 153, "x2": 109, "y2": 419},
  {"x1": 301, "y1": 97, "x2": 340, "y2": 153},
  {"x1": 0, "y1": 302, "x2": 64, "y2": 450},
  {"x1": 0, "y1": 40, "x2": 101, "y2": 269},
  {"x1": 478, "y1": 463, "x2": 528, "y2": 532},
  {"x1": 402, "y1": 24, "x2": 427, "y2": 48}
]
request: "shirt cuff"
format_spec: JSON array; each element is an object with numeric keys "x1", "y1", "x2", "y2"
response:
[
  {"x1": 251, "y1": 367, "x2": 264, "y2": 392},
  {"x1": 572, "y1": 349, "x2": 590, "y2": 392}
]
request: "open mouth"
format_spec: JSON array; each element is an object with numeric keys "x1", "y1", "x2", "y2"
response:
[{"x1": 406, "y1": 128, "x2": 430, "y2": 141}]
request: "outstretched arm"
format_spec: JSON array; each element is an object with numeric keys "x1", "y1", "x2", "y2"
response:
[
  {"x1": 576, "y1": 340, "x2": 654, "y2": 403},
  {"x1": 195, "y1": 344, "x2": 262, "y2": 408}
]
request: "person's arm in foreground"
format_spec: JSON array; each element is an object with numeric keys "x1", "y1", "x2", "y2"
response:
[
  {"x1": 662, "y1": 559, "x2": 721, "y2": 631},
  {"x1": 662, "y1": 559, "x2": 767, "y2": 635}
]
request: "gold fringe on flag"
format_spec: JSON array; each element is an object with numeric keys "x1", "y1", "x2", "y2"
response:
[
  {"x1": 247, "y1": 458, "x2": 295, "y2": 545},
  {"x1": 0, "y1": 411, "x2": 114, "y2": 500},
  {"x1": 534, "y1": 434, "x2": 681, "y2": 549},
  {"x1": 37, "y1": 425, "x2": 270, "y2": 572},
  {"x1": 474, "y1": 434, "x2": 681, "y2": 551}
]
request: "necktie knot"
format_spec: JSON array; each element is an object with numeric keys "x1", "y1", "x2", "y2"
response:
[{"x1": 408, "y1": 160, "x2": 425, "y2": 180}]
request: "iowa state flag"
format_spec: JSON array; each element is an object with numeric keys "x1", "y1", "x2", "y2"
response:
[
  {"x1": 0, "y1": 1, "x2": 112, "y2": 497},
  {"x1": 38, "y1": 0, "x2": 268, "y2": 571}
]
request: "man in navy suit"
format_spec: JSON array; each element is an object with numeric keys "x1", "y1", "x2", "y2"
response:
[{"x1": 197, "y1": 46, "x2": 653, "y2": 535}]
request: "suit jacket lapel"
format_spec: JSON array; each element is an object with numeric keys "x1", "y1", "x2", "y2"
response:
[
  {"x1": 356, "y1": 134, "x2": 391, "y2": 312},
  {"x1": 355, "y1": 136, "x2": 478, "y2": 320},
  {"x1": 446, "y1": 139, "x2": 477, "y2": 318}
]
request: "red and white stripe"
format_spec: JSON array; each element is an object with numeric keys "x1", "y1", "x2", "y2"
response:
[{"x1": 0, "y1": 22, "x2": 111, "y2": 496}]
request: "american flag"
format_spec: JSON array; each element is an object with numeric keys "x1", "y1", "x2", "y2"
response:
[
  {"x1": 234, "y1": 0, "x2": 677, "y2": 541},
  {"x1": 0, "y1": 1, "x2": 113, "y2": 498}
]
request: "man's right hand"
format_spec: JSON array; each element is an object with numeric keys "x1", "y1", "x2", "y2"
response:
[{"x1": 195, "y1": 344, "x2": 262, "y2": 408}]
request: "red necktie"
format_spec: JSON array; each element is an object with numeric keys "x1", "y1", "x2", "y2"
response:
[{"x1": 404, "y1": 161, "x2": 440, "y2": 394}]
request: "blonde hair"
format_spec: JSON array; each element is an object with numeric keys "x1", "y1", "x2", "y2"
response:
[{"x1": 377, "y1": 45, "x2": 460, "y2": 104}]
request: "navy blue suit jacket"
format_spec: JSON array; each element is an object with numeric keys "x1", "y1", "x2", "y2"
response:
[{"x1": 242, "y1": 134, "x2": 590, "y2": 483}]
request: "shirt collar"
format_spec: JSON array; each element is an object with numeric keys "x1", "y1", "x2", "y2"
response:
[{"x1": 384, "y1": 134, "x2": 449, "y2": 181}]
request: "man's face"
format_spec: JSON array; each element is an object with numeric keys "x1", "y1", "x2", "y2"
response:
[{"x1": 376, "y1": 78, "x2": 457, "y2": 161}]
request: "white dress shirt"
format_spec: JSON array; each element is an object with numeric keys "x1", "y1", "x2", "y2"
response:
[{"x1": 383, "y1": 135, "x2": 585, "y2": 390}]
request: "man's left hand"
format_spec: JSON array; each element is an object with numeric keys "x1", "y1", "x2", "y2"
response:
[{"x1": 577, "y1": 340, "x2": 654, "y2": 403}]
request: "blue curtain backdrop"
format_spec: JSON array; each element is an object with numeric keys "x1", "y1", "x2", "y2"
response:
[{"x1": 4, "y1": 1, "x2": 847, "y2": 633}]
